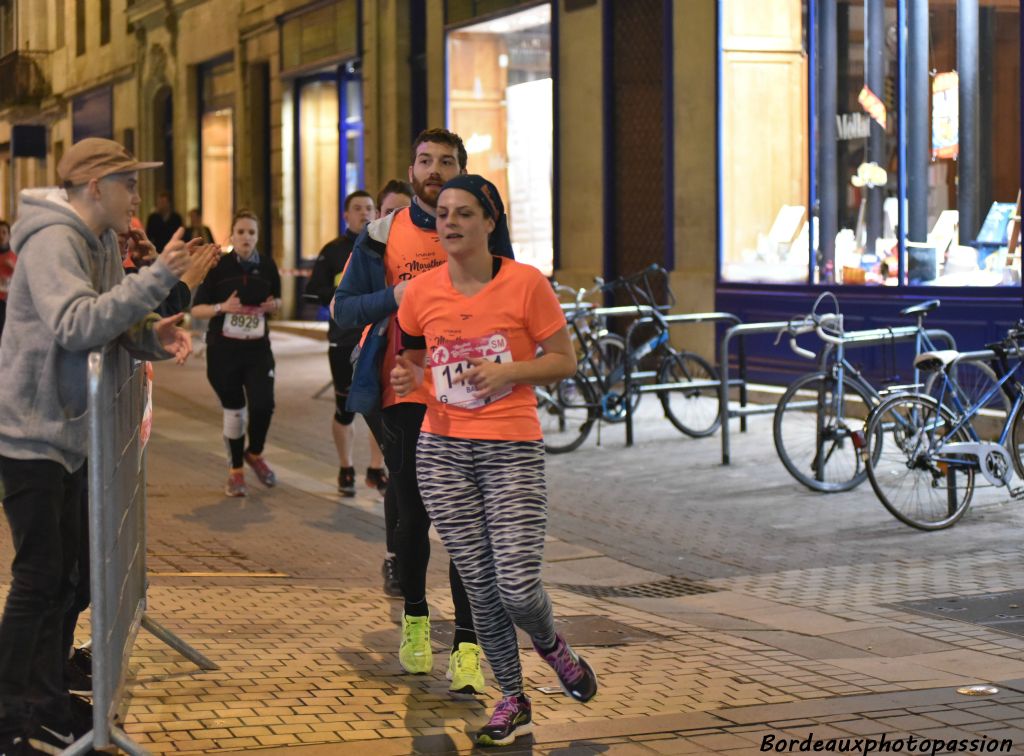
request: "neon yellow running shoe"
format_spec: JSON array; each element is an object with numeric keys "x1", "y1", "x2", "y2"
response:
[
  {"x1": 447, "y1": 642, "x2": 486, "y2": 695},
  {"x1": 399, "y1": 614, "x2": 432, "y2": 674}
]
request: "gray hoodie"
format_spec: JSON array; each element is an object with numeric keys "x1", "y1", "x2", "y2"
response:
[{"x1": 0, "y1": 187, "x2": 179, "y2": 472}]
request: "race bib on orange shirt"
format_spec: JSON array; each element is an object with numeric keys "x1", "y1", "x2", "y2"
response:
[{"x1": 430, "y1": 333, "x2": 513, "y2": 410}]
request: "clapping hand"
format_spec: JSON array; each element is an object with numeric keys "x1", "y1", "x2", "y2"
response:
[{"x1": 154, "y1": 313, "x2": 193, "y2": 365}]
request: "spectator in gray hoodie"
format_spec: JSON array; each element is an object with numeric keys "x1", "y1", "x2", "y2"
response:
[{"x1": 0, "y1": 137, "x2": 194, "y2": 755}]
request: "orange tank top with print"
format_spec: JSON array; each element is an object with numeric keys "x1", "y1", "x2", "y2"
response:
[{"x1": 381, "y1": 208, "x2": 447, "y2": 408}]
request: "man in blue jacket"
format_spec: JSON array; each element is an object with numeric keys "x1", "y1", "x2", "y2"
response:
[{"x1": 334, "y1": 128, "x2": 514, "y2": 696}]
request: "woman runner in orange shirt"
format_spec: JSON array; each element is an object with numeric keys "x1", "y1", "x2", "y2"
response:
[{"x1": 391, "y1": 175, "x2": 598, "y2": 747}]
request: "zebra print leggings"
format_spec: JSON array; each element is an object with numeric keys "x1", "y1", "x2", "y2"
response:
[{"x1": 416, "y1": 431, "x2": 558, "y2": 697}]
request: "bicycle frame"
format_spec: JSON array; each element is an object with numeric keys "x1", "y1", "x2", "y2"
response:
[{"x1": 930, "y1": 361, "x2": 1024, "y2": 448}]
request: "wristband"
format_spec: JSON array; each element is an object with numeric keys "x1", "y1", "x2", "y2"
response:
[{"x1": 215, "y1": 303, "x2": 222, "y2": 314}]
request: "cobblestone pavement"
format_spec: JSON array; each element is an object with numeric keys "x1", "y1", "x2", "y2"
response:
[{"x1": 3, "y1": 330, "x2": 1024, "y2": 754}]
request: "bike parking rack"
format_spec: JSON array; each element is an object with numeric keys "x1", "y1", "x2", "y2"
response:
[
  {"x1": 576, "y1": 304, "x2": 743, "y2": 447},
  {"x1": 718, "y1": 321, "x2": 957, "y2": 465}
]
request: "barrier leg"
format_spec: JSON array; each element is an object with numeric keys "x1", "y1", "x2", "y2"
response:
[
  {"x1": 312, "y1": 379, "x2": 333, "y2": 400},
  {"x1": 142, "y1": 614, "x2": 220, "y2": 670},
  {"x1": 110, "y1": 726, "x2": 152, "y2": 756},
  {"x1": 63, "y1": 731, "x2": 100, "y2": 756}
]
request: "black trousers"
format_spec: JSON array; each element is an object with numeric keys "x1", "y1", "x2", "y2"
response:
[
  {"x1": 0, "y1": 456, "x2": 83, "y2": 731},
  {"x1": 380, "y1": 403, "x2": 473, "y2": 631},
  {"x1": 365, "y1": 410, "x2": 398, "y2": 554},
  {"x1": 206, "y1": 340, "x2": 276, "y2": 457}
]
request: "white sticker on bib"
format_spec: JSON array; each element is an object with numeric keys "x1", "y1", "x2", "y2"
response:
[
  {"x1": 430, "y1": 333, "x2": 513, "y2": 410},
  {"x1": 222, "y1": 308, "x2": 266, "y2": 340}
]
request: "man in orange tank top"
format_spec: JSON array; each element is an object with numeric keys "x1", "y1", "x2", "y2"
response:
[{"x1": 334, "y1": 129, "x2": 514, "y2": 694}]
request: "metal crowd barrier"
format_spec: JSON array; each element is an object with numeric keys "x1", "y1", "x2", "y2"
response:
[
  {"x1": 717, "y1": 321, "x2": 956, "y2": 465},
  {"x1": 66, "y1": 345, "x2": 218, "y2": 756}
]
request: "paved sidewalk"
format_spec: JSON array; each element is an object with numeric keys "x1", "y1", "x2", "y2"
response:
[{"x1": 4, "y1": 331, "x2": 1024, "y2": 754}]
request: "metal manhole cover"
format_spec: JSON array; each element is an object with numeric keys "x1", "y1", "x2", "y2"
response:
[
  {"x1": 433, "y1": 614, "x2": 666, "y2": 649},
  {"x1": 549, "y1": 576, "x2": 716, "y2": 600},
  {"x1": 894, "y1": 589, "x2": 1024, "y2": 639}
]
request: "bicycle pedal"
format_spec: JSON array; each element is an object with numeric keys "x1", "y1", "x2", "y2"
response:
[{"x1": 1010, "y1": 486, "x2": 1024, "y2": 499}]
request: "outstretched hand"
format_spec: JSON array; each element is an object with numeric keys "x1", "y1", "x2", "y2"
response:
[
  {"x1": 157, "y1": 227, "x2": 189, "y2": 276},
  {"x1": 154, "y1": 313, "x2": 193, "y2": 365}
]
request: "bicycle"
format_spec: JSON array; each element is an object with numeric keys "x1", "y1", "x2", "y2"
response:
[
  {"x1": 537, "y1": 265, "x2": 721, "y2": 453},
  {"x1": 862, "y1": 327, "x2": 1024, "y2": 530},
  {"x1": 772, "y1": 295, "x2": 1007, "y2": 493}
]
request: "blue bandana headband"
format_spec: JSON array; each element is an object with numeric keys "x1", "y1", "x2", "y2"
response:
[{"x1": 438, "y1": 174, "x2": 515, "y2": 259}]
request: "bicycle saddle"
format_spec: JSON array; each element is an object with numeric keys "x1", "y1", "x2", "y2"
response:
[
  {"x1": 899, "y1": 299, "x2": 940, "y2": 317},
  {"x1": 913, "y1": 349, "x2": 959, "y2": 372}
]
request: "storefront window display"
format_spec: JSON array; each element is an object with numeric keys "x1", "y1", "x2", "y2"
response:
[
  {"x1": 295, "y1": 69, "x2": 364, "y2": 262},
  {"x1": 446, "y1": 2, "x2": 553, "y2": 275},
  {"x1": 199, "y1": 59, "x2": 234, "y2": 245},
  {"x1": 719, "y1": 0, "x2": 1020, "y2": 288}
]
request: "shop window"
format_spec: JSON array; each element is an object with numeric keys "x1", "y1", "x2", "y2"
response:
[
  {"x1": 719, "y1": 0, "x2": 1021, "y2": 289},
  {"x1": 0, "y1": 0, "x2": 13, "y2": 57},
  {"x1": 293, "y1": 69, "x2": 364, "y2": 262},
  {"x1": 200, "y1": 60, "x2": 235, "y2": 245},
  {"x1": 75, "y1": 0, "x2": 84, "y2": 56},
  {"x1": 447, "y1": 3, "x2": 553, "y2": 275},
  {"x1": 298, "y1": 78, "x2": 340, "y2": 261},
  {"x1": 100, "y1": 0, "x2": 110, "y2": 46},
  {"x1": 56, "y1": 0, "x2": 65, "y2": 49}
]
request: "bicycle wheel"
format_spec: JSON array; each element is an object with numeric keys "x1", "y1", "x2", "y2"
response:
[
  {"x1": 924, "y1": 360, "x2": 1008, "y2": 440},
  {"x1": 583, "y1": 333, "x2": 640, "y2": 423},
  {"x1": 773, "y1": 372, "x2": 877, "y2": 492},
  {"x1": 536, "y1": 373, "x2": 597, "y2": 454},
  {"x1": 865, "y1": 393, "x2": 975, "y2": 530},
  {"x1": 657, "y1": 351, "x2": 722, "y2": 437}
]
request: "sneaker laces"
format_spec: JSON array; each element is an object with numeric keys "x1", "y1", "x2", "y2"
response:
[
  {"x1": 455, "y1": 644, "x2": 480, "y2": 673},
  {"x1": 487, "y1": 696, "x2": 521, "y2": 727},
  {"x1": 545, "y1": 639, "x2": 584, "y2": 684},
  {"x1": 403, "y1": 616, "x2": 429, "y2": 646}
]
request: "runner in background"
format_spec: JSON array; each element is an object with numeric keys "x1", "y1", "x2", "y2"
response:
[
  {"x1": 307, "y1": 190, "x2": 389, "y2": 497},
  {"x1": 370, "y1": 178, "x2": 412, "y2": 596},
  {"x1": 392, "y1": 175, "x2": 598, "y2": 747},
  {"x1": 376, "y1": 180, "x2": 413, "y2": 218},
  {"x1": 191, "y1": 210, "x2": 282, "y2": 498}
]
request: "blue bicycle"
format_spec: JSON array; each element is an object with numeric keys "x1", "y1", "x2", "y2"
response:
[
  {"x1": 537, "y1": 265, "x2": 721, "y2": 453},
  {"x1": 863, "y1": 326, "x2": 1024, "y2": 530}
]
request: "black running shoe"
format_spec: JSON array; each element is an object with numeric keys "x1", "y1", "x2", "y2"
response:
[
  {"x1": 381, "y1": 557, "x2": 402, "y2": 598},
  {"x1": 365, "y1": 467, "x2": 389, "y2": 495},
  {"x1": 476, "y1": 694, "x2": 532, "y2": 747},
  {"x1": 68, "y1": 647, "x2": 92, "y2": 676},
  {"x1": 338, "y1": 466, "x2": 356, "y2": 496},
  {"x1": 533, "y1": 634, "x2": 598, "y2": 703},
  {"x1": 0, "y1": 731, "x2": 47, "y2": 756},
  {"x1": 69, "y1": 695, "x2": 93, "y2": 738},
  {"x1": 65, "y1": 652, "x2": 92, "y2": 696},
  {"x1": 25, "y1": 722, "x2": 76, "y2": 755}
]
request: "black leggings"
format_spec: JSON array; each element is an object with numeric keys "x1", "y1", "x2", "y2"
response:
[
  {"x1": 206, "y1": 340, "x2": 275, "y2": 466},
  {"x1": 380, "y1": 403, "x2": 473, "y2": 632},
  {"x1": 365, "y1": 410, "x2": 398, "y2": 554}
]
